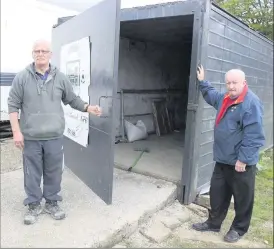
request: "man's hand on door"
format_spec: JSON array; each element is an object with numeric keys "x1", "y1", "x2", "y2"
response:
[{"x1": 87, "y1": 105, "x2": 102, "y2": 116}]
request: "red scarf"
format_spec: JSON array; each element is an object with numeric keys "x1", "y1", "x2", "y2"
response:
[{"x1": 215, "y1": 84, "x2": 248, "y2": 126}]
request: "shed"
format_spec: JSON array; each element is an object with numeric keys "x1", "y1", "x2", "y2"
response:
[{"x1": 52, "y1": 0, "x2": 274, "y2": 205}]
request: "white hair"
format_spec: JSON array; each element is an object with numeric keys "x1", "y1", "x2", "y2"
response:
[
  {"x1": 32, "y1": 39, "x2": 52, "y2": 51},
  {"x1": 225, "y1": 69, "x2": 246, "y2": 81}
]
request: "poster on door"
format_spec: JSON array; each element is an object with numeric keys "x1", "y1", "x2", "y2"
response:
[{"x1": 60, "y1": 37, "x2": 90, "y2": 147}]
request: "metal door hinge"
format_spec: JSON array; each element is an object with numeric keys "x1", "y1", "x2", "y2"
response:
[
  {"x1": 187, "y1": 103, "x2": 199, "y2": 112},
  {"x1": 201, "y1": 3, "x2": 206, "y2": 12}
]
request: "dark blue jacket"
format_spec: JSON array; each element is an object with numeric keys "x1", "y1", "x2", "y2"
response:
[{"x1": 200, "y1": 80, "x2": 265, "y2": 166}]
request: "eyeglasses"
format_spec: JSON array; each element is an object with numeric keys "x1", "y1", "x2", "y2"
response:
[{"x1": 33, "y1": 50, "x2": 51, "y2": 55}]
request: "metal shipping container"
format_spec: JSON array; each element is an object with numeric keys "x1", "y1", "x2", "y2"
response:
[{"x1": 52, "y1": 0, "x2": 273, "y2": 205}]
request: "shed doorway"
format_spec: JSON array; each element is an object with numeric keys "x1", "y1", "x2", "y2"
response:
[{"x1": 114, "y1": 15, "x2": 194, "y2": 183}]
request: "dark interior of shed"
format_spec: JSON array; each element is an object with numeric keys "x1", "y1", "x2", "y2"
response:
[{"x1": 114, "y1": 15, "x2": 194, "y2": 183}]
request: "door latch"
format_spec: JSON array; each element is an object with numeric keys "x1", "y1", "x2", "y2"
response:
[{"x1": 98, "y1": 95, "x2": 114, "y2": 118}]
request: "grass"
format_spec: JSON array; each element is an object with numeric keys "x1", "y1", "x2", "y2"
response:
[{"x1": 247, "y1": 148, "x2": 273, "y2": 247}]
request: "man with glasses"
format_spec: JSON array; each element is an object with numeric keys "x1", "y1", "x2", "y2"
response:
[{"x1": 8, "y1": 39, "x2": 102, "y2": 225}]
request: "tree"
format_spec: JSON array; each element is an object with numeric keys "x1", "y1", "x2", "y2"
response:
[{"x1": 214, "y1": 0, "x2": 273, "y2": 40}]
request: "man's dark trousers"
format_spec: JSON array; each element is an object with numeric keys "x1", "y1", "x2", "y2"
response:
[{"x1": 207, "y1": 162, "x2": 256, "y2": 236}]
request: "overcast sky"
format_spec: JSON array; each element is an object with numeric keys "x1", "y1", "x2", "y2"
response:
[
  {"x1": 1, "y1": 0, "x2": 78, "y2": 71},
  {"x1": 37, "y1": 0, "x2": 180, "y2": 12},
  {"x1": 1, "y1": 0, "x2": 180, "y2": 72}
]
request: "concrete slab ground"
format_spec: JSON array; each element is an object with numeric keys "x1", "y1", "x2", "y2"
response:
[
  {"x1": 114, "y1": 132, "x2": 184, "y2": 183},
  {"x1": 1, "y1": 168, "x2": 176, "y2": 248}
]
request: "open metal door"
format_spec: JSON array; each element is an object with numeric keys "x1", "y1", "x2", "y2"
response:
[{"x1": 51, "y1": 0, "x2": 120, "y2": 205}]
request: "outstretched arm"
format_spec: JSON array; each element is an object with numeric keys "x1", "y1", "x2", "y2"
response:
[
  {"x1": 62, "y1": 76, "x2": 102, "y2": 116},
  {"x1": 197, "y1": 65, "x2": 223, "y2": 110}
]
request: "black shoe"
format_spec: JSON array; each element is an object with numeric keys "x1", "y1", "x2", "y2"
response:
[
  {"x1": 224, "y1": 230, "x2": 241, "y2": 243},
  {"x1": 24, "y1": 202, "x2": 43, "y2": 225},
  {"x1": 192, "y1": 222, "x2": 220, "y2": 232},
  {"x1": 44, "y1": 200, "x2": 66, "y2": 220}
]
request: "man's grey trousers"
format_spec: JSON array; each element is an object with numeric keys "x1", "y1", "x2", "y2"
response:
[{"x1": 22, "y1": 137, "x2": 64, "y2": 205}]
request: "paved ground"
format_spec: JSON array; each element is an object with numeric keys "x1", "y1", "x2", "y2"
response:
[
  {"x1": 1, "y1": 168, "x2": 177, "y2": 248},
  {"x1": 0, "y1": 139, "x2": 22, "y2": 173},
  {"x1": 1, "y1": 139, "x2": 270, "y2": 248},
  {"x1": 114, "y1": 202, "x2": 268, "y2": 248}
]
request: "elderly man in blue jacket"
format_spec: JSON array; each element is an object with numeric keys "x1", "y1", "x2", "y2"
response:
[{"x1": 192, "y1": 65, "x2": 265, "y2": 243}]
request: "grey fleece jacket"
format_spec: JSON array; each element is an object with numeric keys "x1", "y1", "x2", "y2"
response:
[{"x1": 8, "y1": 63, "x2": 87, "y2": 140}]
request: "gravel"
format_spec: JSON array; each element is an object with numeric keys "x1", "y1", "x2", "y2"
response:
[{"x1": 0, "y1": 138, "x2": 23, "y2": 174}]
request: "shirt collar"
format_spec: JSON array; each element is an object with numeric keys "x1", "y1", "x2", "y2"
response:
[{"x1": 33, "y1": 62, "x2": 51, "y2": 75}]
